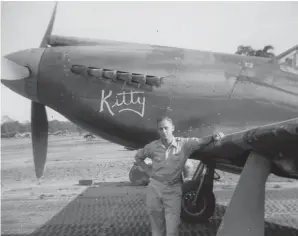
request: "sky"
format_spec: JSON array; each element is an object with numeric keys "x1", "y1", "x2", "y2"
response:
[{"x1": 1, "y1": 1, "x2": 298, "y2": 122}]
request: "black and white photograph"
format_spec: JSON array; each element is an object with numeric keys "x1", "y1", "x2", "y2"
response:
[{"x1": 1, "y1": 1, "x2": 298, "y2": 236}]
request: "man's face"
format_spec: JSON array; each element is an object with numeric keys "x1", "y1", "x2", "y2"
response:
[{"x1": 157, "y1": 120, "x2": 175, "y2": 140}]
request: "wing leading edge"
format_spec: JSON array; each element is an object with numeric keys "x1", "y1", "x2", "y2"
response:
[{"x1": 193, "y1": 118, "x2": 298, "y2": 179}]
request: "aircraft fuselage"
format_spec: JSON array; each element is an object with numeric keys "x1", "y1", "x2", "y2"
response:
[{"x1": 3, "y1": 43, "x2": 298, "y2": 151}]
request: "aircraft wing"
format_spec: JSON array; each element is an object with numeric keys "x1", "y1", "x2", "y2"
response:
[{"x1": 193, "y1": 118, "x2": 298, "y2": 180}]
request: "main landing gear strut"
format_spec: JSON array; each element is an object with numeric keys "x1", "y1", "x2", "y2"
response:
[{"x1": 181, "y1": 151, "x2": 272, "y2": 236}]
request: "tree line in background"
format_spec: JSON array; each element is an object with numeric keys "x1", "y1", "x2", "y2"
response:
[
  {"x1": 1, "y1": 118, "x2": 85, "y2": 135},
  {"x1": 235, "y1": 45, "x2": 275, "y2": 58}
]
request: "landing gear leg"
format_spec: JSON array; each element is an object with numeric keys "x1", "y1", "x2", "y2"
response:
[
  {"x1": 181, "y1": 161, "x2": 216, "y2": 223},
  {"x1": 216, "y1": 151, "x2": 272, "y2": 236}
]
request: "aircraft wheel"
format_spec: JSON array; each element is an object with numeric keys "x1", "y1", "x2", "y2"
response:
[
  {"x1": 129, "y1": 164, "x2": 151, "y2": 186},
  {"x1": 181, "y1": 180, "x2": 215, "y2": 223}
]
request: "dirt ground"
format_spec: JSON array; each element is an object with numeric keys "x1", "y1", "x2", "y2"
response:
[{"x1": 1, "y1": 134, "x2": 298, "y2": 235}]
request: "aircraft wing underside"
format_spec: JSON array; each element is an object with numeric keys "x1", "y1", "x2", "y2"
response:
[{"x1": 192, "y1": 118, "x2": 298, "y2": 179}]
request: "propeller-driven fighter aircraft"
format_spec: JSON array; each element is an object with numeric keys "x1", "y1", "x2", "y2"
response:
[{"x1": 2, "y1": 4, "x2": 298, "y2": 236}]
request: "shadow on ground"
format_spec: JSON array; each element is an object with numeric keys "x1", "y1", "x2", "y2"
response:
[{"x1": 2, "y1": 181, "x2": 298, "y2": 236}]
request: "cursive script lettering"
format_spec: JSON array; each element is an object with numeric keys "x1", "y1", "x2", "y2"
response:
[
  {"x1": 100, "y1": 90, "x2": 146, "y2": 117},
  {"x1": 100, "y1": 90, "x2": 114, "y2": 116}
]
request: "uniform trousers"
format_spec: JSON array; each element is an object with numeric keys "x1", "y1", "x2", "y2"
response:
[{"x1": 146, "y1": 178, "x2": 182, "y2": 236}]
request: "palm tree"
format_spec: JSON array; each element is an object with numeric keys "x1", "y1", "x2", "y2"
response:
[{"x1": 255, "y1": 45, "x2": 275, "y2": 58}]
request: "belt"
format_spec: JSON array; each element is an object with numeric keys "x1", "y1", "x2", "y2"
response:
[{"x1": 151, "y1": 176, "x2": 182, "y2": 186}]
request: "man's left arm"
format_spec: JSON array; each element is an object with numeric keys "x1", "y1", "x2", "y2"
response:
[{"x1": 184, "y1": 132, "x2": 224, "y2": 157}]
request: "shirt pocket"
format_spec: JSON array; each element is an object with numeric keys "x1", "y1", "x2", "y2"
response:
[
  {"x1": 173, "y1": 145, "x2": 184, "y2": 156},
  {"x1": 171, "y1": 150, "x2": 183, "y2": 163}
]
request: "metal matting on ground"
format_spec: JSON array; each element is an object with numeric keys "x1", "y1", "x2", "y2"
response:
[{"x1": 6, "y1": 182, "x2": 298, "y2": 236}]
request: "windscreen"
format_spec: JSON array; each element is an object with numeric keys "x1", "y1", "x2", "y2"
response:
[{"x1": 278, "y1": 48, "x2": 298, "y2": 75}]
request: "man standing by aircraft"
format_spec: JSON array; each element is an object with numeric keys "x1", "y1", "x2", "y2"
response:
[{"x1": 134, "y1": 116, "x2": 223, "y2": 236}]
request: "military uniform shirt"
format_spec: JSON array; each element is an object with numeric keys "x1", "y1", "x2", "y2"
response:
[{"x1": 135, "y1": 137, "x2": 203, "y2": 183}]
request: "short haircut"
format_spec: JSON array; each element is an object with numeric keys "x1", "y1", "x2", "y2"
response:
[{"x1": 156, "y1": 116, "x2": 174, "y2": 125}]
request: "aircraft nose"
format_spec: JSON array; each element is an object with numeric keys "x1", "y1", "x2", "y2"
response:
[{"x1": 1, "y1": 48, "x2": 45, "y2": 102}]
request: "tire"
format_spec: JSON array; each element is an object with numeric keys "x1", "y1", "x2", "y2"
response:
[
  {"x1": 129, "y1": 164, "x2": 150, "y2": 186},
  {"x1": 181, "y1": 180, "x2": 216, "y2": 223}
]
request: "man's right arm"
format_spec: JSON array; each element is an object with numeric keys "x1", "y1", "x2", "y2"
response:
[{"x1": 134, "y1": 144, "x2": 152, "y2": 175}]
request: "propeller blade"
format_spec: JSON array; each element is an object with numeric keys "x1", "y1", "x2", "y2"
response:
[
  {"x1": 31, "y1": 101, "x2": 49, "y2": 179},
  {"x1": 39, "y1": 2, "x2": 58, "y2": 48},
  {"x1": 29, "y1": 2, "x2": 56, "y2": 180},
  {"x1": 1, "y1": 57, "x2": 30, "y2": 80}
]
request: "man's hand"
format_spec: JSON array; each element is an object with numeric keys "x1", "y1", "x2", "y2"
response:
[
  {"x1": 212, "y1": 132, "x2": 224, "y2": 141},
  {"x1": 134, "y1": 160, "x2": 152, "y2": 176}
]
